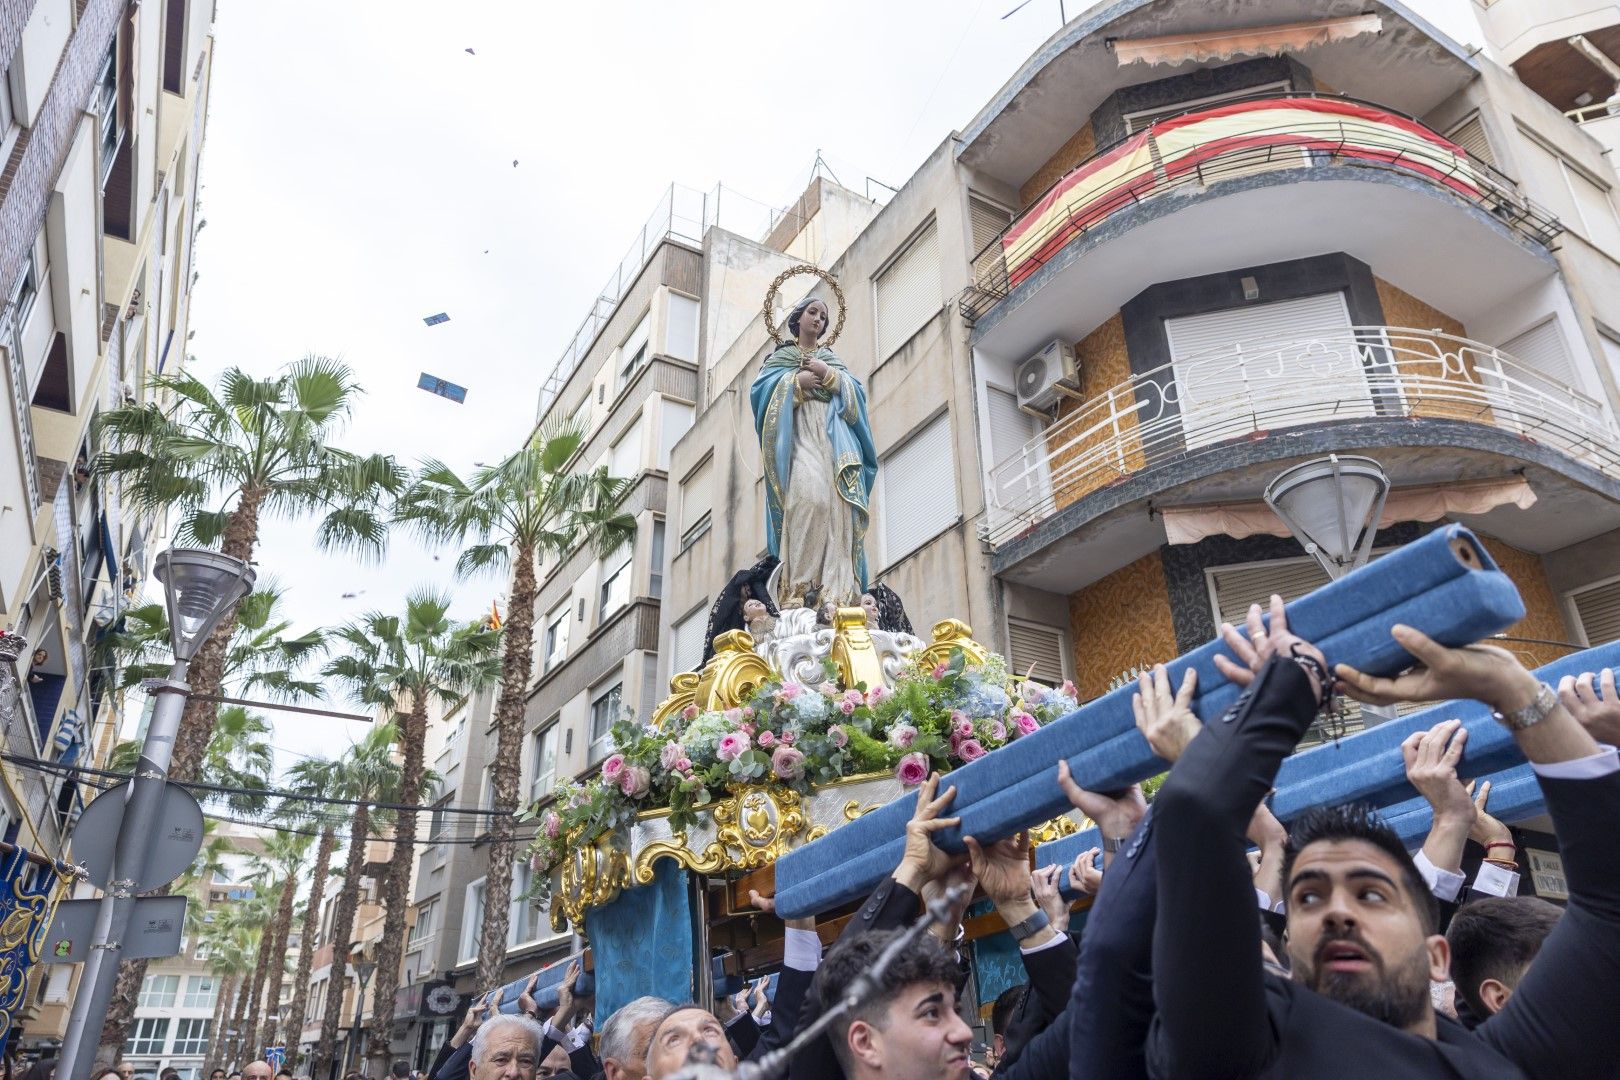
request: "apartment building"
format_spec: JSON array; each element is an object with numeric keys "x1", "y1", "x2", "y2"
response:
[{"x1": 0, "y1": 0, "x2": 215, "y2": 1042}]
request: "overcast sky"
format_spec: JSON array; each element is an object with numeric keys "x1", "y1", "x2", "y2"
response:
[{"x1": 173, "y1": 0, "x2": 1063, "y2": 772}]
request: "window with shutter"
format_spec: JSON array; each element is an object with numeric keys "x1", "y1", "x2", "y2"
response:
[
  {"x1": 986, "y1": 386, "x2": 1044, "y2": 514},
  {"x1": 671, "y1": 609, "x2": 707, "y2": 675},
  {"x1": 659, "y1": 398, "x2": 694, "y2": 470},
  {"x1": 1207, "y1": 557, "x2": 1332, "y2": 628},
  {"x1": 666, "y1": 292, "x2": 700, "y2": 362},
  {"x1": 1122, "y1": 82, "x2": 1292, "y2": 132},
  {"x1": 1008, "y1": 619, "x2": 1067, "y2": 685},
  {"x1": 874, "y1": 222, "x2": 942, "y2": 361},
  {"x1": 1446, "y1": 114, "x2": 1495, "y2": 167},
  {"x1": 1164, "y1": 292, "x2": 1364, "y2": 449},
  {"x1": 881, "y1": 413, "x2": 958, "y2": 566},
  {"x1": 679, "y1": 457, "x2": 713, "y2": 548},
  {"x1": 1570, "y1": 577, "x2": 1620, "y2": 646},
  {"x1": 610, "y1": 415, "x2": 643, "y2": 479},
  {"x1": 1516, "y1": 133, "x2": 1582, "y2": 229},
  {"x1": 1500, "y1": 318, "x2": 1579, "y2": 391},
  {"x1": 969, "y1": 194, "x2": 1014, "y2": 283},
  {"x1": 1565, "y1": 165, "x2": 1620, "y2": 256}
]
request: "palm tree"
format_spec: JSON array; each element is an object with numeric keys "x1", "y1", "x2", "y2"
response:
[
  {"x1": 213, "y1": 895, "x2": 269, "y2": 1069},
  {"x1": 280, "y1": 758, "x2": 341, "y2": 1057},
  {"x1": 108, "y1": 705, "x2": 276, "y2": 813},
  {"x1": 202, "y1": 922, "x2": 258, "y2": 1076},
  {"x1": 233, "y1": 890, "x2": 277, "y2": 1068},
  {"x1": 247, "y1": 831, "x2": 312, "y2": 1056},
  {"x1": 322, "y1": 592, "x2": 500, "y2": 1073},
  {"x1": 311, "y1": 723, "x2": 403, "y2": 1080},
  {"x1": 93, "y1": 358, "x2": 396, "y2": 1050},
  {"x1": 396, "y1": 424, "x2": 634, "y2": 989}
]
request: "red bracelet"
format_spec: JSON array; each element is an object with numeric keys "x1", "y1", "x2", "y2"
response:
[{"x1": 1485, "y1": 841, "x2": 1516, "y2": 853}]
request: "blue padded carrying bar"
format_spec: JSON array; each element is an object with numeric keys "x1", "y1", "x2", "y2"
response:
[
  {"x1": 483, "y1": 951, "x2": 594, "y2": 1015},
  {"x1": 773, "y1": 525, "x2": 1525, "y2": 919}
]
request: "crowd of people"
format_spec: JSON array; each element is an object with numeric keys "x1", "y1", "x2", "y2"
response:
[{"x1": 247, "y1": 600, "x2": 1620, "y2": 1080}]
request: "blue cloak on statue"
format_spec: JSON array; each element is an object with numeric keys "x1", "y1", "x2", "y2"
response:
[{"x1": 750, "y1": 343, "x2": 878, "y2": 596}]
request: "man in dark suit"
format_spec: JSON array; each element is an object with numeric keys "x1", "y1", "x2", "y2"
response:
[{"x1": 1147, "y1": 595, "x2": 1620, "y2": 1079}]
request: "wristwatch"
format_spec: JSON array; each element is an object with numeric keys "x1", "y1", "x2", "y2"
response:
[
  {"x1": 1006, "y1": 907, "x2": 1051, "y2": 942},
  {"x1": 1102, "y1": 834, "x2": 1127, "y2": 854},
  {"x1": 1491, "y1": 681, "x2": 1558, "y2": 731}
]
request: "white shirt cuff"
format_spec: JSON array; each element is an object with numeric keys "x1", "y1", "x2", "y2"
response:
[
  {"x1": 783, "y1": 926, "x2": 822, "y2": 971},
  {"x1": 1413, "y1": 849, "x2": 1466, "y2": 903},
  {"x1": 1019, "y1": 931, "x2": 1068, "y2": 956},
  {"x1": 543, "y1": 1019, "x2": 577, "y2": 1048},
  {"x1": 757, "y1": 1010, "x2": 773, "y2": 1027},
  {"x1": 1471, "y1": 860, "x2": 1520, "y2": 897},
  {"x1": 1531, "y1": 745, "x2": 1620, "y2": 780},
  {"x1": 1255, "y1": 887, "x2": 1272, "y2": 911}
]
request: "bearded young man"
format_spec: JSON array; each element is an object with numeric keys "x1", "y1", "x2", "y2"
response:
[{"x1": 1145, "y1": 596, "x2": 1620, "y2": 1079}]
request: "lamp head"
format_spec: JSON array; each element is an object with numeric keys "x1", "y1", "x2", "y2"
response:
[
  {"x1": 1264, "y1": 455, "x2": 1390, "y2": 578},
  {"x1": 153, "y1": 548, "x2": 256, "y2": 661}
]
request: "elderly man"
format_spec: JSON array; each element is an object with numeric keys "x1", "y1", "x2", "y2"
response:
[
  {"x1": 645, "y1": 1007, "x2": 739, "y2": 1080},
  {"x1": 241, "y1": 1064, "x2": 273, "y2": 1080},
  {"x1": 470, "y1": 1015, "x2": 547, "y2": 1080},
  {"x1": 600, "y1": 997, "x2": 676, "y2": 1080}
]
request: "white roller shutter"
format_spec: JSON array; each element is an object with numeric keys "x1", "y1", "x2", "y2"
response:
[
  {"x1": 1208, "y1": 557, "x2": 1332, "y2": 628},
  {"x1": 1571, "y1": 578, "x2": 1620, "y2": 647},
  {"x1": 1008, "y1": 620, "x2": 1067, "y2": 685},
  {"x1": 671, "y1": 609, "x2": 707, "y2": 674},
  {"x1": 986, "y1": 386, "x2": 1043, "y2": 511},
  {"x1": 969, "y1": 195, "x2": 1013, "y2": 255},
  {"x1": 1446, "y1": 114, "x2": 1495, "y2": 168},
  {"x1": 1501, "y1": 319, "x2": 1579, "y2": 392},
  {"x1": 1165, "y1": 292, "x2": 1364, "y2": 448},
  {"x1": 882, "y1": 413, "x2": 958, "y2": 565},
  {"x1": 679, "y1": 456, "x2": 712, "y2": 545},
  {"x1": 875, "y1": 223, "x2": 942, "y2": 361},
  {"x1": 1566, "y1": 165, "x2": 1620, "y2": 257}
]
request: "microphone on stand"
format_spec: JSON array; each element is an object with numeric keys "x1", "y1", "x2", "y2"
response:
[{"x1": 665, "y1": 882, "x2": 975, "y2": 1080}]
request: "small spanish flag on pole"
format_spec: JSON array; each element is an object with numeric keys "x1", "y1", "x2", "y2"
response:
[{"x1": 488, "y1": 601, "x2": 503, "y2": 631}]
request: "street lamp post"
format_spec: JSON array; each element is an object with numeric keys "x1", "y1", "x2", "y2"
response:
[
  {"x1": 346, "y1": 960, "x2": 378, "y2": 1078},
  {"x1": 58, "y1": 548, "x2": 256, "y2": 1080}
]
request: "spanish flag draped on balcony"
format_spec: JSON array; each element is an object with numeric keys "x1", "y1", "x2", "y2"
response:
[{"x1": 1000, "y1": 97, "x2": 1483, "y2": 288}]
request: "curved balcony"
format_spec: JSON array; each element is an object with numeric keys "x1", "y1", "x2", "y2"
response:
[
  {"x1": 961, "y1": 94, "x2": 1562, "y2": 327},
  {"x1": 982, "y1": 326, "x2": 1620, "y2": 549}
]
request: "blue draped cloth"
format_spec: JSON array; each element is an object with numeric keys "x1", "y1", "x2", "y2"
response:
[
  {"x1": 750, "y1": 344, "x2": 878, "y2": 593},
  {"x1": 585, "y1": 859, "x2": 694, "y2": 1024}
]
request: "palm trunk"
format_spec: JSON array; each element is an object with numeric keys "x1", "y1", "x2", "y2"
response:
[
  {"x1": 367, "y1": 696, "x2": 427, "y2": 1075},
  {"x1": 284, "y1": 827, "x2": 336, "y2": 1057},
  {"x1": 259, "y1": 870, "x2": 300, "y2": 1055},
  {"x1": 97, "y1": 958, "x2": 147, "y2": 1060},
  {"x1": 243, "y1": 921, "x2": 273, "y2": 1064},
  {"x1": 229, "y1": 954, "x2": 255, "y2": 1068},
  {"x1": 313, "y1": 810, "x2": 370, "y2": 1080},
  {"x1": 206, "y1": 972, "x2": 234, "y2": 1075},
  {"x1": 475, "y1": 546, "x2": 539, "y2": 989}
]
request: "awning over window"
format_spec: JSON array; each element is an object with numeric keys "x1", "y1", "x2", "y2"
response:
[
  {"x1": 1162, "y1": 477, "x2": 1537, "y2": 545},
  {"x1": 1112, "y1": 14, "x2": 1383, "y2": 67}
]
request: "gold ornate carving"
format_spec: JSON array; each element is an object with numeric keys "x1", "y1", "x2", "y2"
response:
[
  {"x1": 1028, "y1": 814, "x2": 1081, "y2": 845},
  {"x1": 695, "y1": 630, "x2": 775, "y2": 713},
  {"x1": 631, "y1": 783, "x2": 820, "y2": 886},
  {"x1": 763, "y1": 265, "x2": 847, "y2": 347},
  {"x1": 829, "y1": 606, "x2": 886, "y2": 690},
  {"x1": 630, "y1": 835, "x2": 727, "y2": 886},
  {"x1": 550, "y1": 834, "x2": 631, "y2": 933},
  {"x1": 917, "y1": 619, "x2": 991, "y2": 671},
  {"x1": 651, "y1": 672, "x2": 702, "y2": 730},
  {"x1": 843, "y1": 798, "x2": 884, "y2": 822}
]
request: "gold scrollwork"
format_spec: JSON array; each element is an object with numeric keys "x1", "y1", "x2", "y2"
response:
[
  {"x1": 917, "y1": 619, "x2": 991, "y2": 671},
  {"x1": 695, "y1": 630, "x2": 776, "y2": 713},
  {"x1": 1028, "y1": 814, "x2": 1082, "y2": 845},
  {"x1": 631, "y1": 783, "x2": 820, "y2": 886},
  {"x1": 550, "y1": 835, "x2": 631, "y2": 933},
  {"x1": 651, "y1": 672, "x2": 702, "y2": 730},
  {"x1": 829, "y1": 607, "x2": 886, "y2": 691},
  {"x1": 631, "y1": 835, "x2": 727, "y2": 886},
  {"x1": 843, "y1": 798, "x2": 884, "y2": 822}
]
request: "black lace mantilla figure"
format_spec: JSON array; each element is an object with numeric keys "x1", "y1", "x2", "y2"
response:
[
  {"x1": 864, "y1": 582, "x2": 913, "y2": 635},
  {"x1": 699, "y1": 556, "x2": 780, "y2": 668}
]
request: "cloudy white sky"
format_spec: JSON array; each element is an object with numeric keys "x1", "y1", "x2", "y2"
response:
[{"x1": 178, "y1": 0, "x2": 1064, "y2": 771}]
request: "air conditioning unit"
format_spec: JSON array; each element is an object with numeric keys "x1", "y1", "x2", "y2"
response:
[{"x1": 1014, "y1": 339, "x2": 1080, "y2": 414}]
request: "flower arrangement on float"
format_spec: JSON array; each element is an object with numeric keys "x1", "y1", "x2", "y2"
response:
[{"x1": 524, "y1": 649, "x2": 1078, "y2": 871}]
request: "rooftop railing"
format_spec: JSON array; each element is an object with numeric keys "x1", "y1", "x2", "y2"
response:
[
  {"x1": 981, "y1": 325, "x2": 1620, "y2": 548},
  {"x1": 961, "y1": 93, "x2": 1563, "y2": 324}
]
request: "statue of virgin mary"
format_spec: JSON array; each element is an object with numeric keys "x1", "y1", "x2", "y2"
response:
[{"x1": 750, "y1": 294, "x2": 878, "y2": 610}]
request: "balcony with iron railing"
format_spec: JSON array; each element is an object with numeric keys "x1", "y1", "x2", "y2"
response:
[
  {"x1": 982, "y1": 326, "x2": 1620, "y2": 550},
  {"x1": 961, "y1": 94, "x2": 1562, "y2": 326}
]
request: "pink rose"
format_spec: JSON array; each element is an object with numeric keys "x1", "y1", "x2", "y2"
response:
[
  {"x1": 828, "y1": 725, "x2": 849, "y2": 748},
  {"x1": 740, "y1": 721, "x2": 756, "y2": 736},
  {"x1": 758, "y1": 729, "x2": 777, "y2": 748},
  {"x1": 866, "y1": 685, "x2": 888, "y2": 704},
  {"x1": 780, "y1": 729, "x2": 796, "y2": 745},
  {"x1": 675, "y1": 756, "x2": 693, "y2": 773},
  {"x1": 955, "y1": 718, "x2": 974, "y2": 739},
  {"x1": 618, "y1": 765, "x2": 650, "y2": 798},
  {"x1": 724, "y1": 707, "x2": 744, "y2": 723},
  {"x1": 660, "y1": 742, "x2": 685, "y2": 770},
  {"x1": 895, "y1": 752, "x2": 930, "y2": 787},
  {"x1": 819, "y1": 682, "x2": 838, "y2": 697},
  {"x1": 839, "y1": 699, "x2": 856, "y2": 716},
  {"x1": 717, "y1": 731, "x2": 750, "y2": 762},
  {"x1": 742, "y1": 706, "x2": 756, "y2": 719},
  {"x1": 990, "y1": 720, "x2": 1007, "y2": 741},
  {"x1": 888, "y1": 723, "x2": 918, "y2": 749},
  {"x1": 779, "y1": 682, "x2": 802, "y2": 700},
  {"x1": 932, "y1": 662, "x2": 949, "y2": 679},
  {"x1": 543, "y1": 812, "x2": 561, "y2": 839},
  {"x1": 681, "y1": 703, "x2": 700, "y2": 721},
  {"x1": 957, "y1": 739, "x2": 987, "y2": 763},
  {"x1": 1014, "y1": 712, "x2": 1039, "y2": 736},
  {"x1": 844, "y1": 689, "x2": 864, "y2": 705},
  {"x1": 1061, "y1": 680, "x2": 1078, "y2": 698},
  {"x1": 771, "y1": 746, "x2": 807, "y2": 781},
  {"x1": 601, "y1": 754, "x2": 626, "y2": 783}
]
